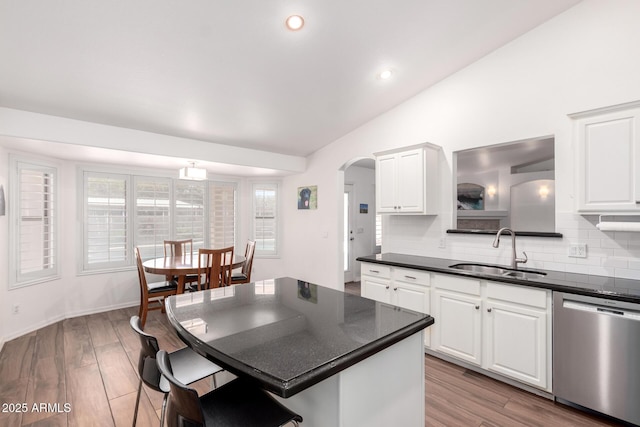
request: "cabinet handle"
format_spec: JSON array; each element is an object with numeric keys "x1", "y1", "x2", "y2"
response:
[
  {"x1": 393, "y1": 287, "x2": 398, "y2": 291},
  {"x1": 487, "y1": 308, "x2": 492, "y2": 312},
  {"x1": 475, "y1": 305, "x2": 480, "y2": 310},
  {"x1": 385, "y1": 285, "x2": 390, "y2": 289},
  {"x1": 404, "y1": 275, "x2": 417, "y2": 280},
  {"x1": 369, "y1": 269, "x2": 379, "y2": 274}
]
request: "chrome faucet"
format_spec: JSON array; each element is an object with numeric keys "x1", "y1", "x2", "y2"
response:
[{"x1": 492, "y1": 227, "x2": 527, "y2": 269}]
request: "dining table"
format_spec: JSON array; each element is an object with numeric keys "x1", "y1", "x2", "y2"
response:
[
  {"x1": 165, "y1": 277, "x2": 433, "y2": 426},
  {"x1": 142, "y1": 252, "x2": 245, "y2": 293}
]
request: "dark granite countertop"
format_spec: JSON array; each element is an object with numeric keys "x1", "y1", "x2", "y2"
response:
[
  {"x1": 357, "y1": 253, "x2": 640, "y2": 304},
  {"x1": 165, "y1": 277, "x2": 433, "y2": 398}
]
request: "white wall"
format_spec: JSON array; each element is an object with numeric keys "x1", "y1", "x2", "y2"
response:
[
  {"x1": 0, "y1": 151, "x2": 140, "y2": 343},
  {"x1": 0, "y1": 147, "x2": 8, "y2": 350},
  {"x1": 4, "y1": 0, "x2": 640, "y2": 344},
  {"x1": 283, "y1": 0, "x2": 640, "y2": 290}
]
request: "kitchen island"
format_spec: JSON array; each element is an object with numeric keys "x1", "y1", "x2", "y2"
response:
[{"x1": 165, "y1": 277, "x2": 433, "y2": 427}]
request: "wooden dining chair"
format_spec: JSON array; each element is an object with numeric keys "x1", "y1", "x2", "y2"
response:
[
  {"x1": 156, "y1": 350, "x2": 302, "y2": 427},
  {"x1": 130, "y1": 316, "x2": 223, "y2": 427},
  {"x1": 163, "y1": 239, "x2": 193, "y2": 257},
  {"x1": 231, "y1": 240, "x2": 256, "y2": 285},
  {"x1": 135, "y1": 247, "x2": 177, "y2": 329},
  {"x1": 163, "y1": 239, "x2": 199, "y2": 288},
  {"x1": 197, "y1": 247, "x2": 234, "y2": 291}
]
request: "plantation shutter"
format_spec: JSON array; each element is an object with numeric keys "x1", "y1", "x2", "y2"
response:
[{"x1": 209, "y1": 182, "x2": 236, "y2": 248}]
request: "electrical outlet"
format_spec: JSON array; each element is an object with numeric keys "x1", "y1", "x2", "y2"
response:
[
  {"x1": 12, "y1": 304, "x2": 19, "y2": 314},
  {"x1": 568, "y1": 244, "x2": 587, "y2": 258},
  {"x1": 439, "y1": 237, "x2": 446, "y2": 249}
]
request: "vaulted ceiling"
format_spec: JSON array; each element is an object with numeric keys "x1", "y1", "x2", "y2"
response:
[{"x1": 0, "y1": 0, "x2": 580, "y2": 160}]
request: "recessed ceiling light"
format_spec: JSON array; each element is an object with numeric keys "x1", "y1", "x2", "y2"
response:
[
  {"x1": 378, "y1": 69, "x2": 393, "y2": 80},
  {"x1": 285, "y1": 15, "x2": 305, "y2": 31}
]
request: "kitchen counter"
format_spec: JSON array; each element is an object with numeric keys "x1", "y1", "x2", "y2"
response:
[
  {"x1": 357, "y1": 253, "x2": 640, "y2": 303},
  {"x1": 166, "y1": 277, "x2": 433, "y2": 426}
]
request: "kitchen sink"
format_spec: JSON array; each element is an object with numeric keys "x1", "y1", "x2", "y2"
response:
[{"x1": 449, "y1": 263, "x2": 546, "y2": 280}]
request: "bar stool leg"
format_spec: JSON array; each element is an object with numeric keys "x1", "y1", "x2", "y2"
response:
[{"x1": 132, "y1": 379, "x2": 142, "y2": 427}]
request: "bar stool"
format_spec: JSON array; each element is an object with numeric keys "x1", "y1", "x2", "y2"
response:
[
  {"x1": 129, "y1": 316, "x2": 223, "y2": 427},
  {"x1": 157, "y1": 349, "x2": 303, "y2": 426}
]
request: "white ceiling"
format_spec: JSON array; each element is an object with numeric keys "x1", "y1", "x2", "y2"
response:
[{"x1": 0, "y1": 0, "x2": 580, "y2": 161}]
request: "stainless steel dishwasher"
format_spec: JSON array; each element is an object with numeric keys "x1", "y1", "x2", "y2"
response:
[{"x1": 553, "y1": 292, "x2": 640, "y2": 425}]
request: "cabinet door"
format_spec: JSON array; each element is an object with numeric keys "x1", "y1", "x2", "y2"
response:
[
  {"x1": 393, "y1": 281, "x2": 431, "y2": 347},
  {"x1": 433, "y1": 289, "x2": 482, "y2": 365},
  {"x1": 376, "y1": 153, "x2": 398, "y2": 213},
  {"x1": 361, "y1": 275, "x2": 391, "y2": 303},
  {"x1": 396, "y1": 149, "x2": 425, "y2": 213},
  {"x1": 484, "y1": 300, "x2": 547, "y2": 389},
  {"x1": 577, "y1": 107, "x2": 640, "y2": 211}
]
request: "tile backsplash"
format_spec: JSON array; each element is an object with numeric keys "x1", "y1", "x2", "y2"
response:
[{"x1": 382, "y1": 212, "x2": 640, "y2": 280}]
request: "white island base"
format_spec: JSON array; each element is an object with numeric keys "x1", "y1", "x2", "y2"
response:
[{"x1": 274, "y1": 331, "x2": 425, "y2": 427}]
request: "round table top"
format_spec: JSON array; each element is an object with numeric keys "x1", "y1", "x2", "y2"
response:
[{"x1": 142, "y1": 253, "x2": 245, "y2": 276}]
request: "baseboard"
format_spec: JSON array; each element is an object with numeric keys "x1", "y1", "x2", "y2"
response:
[
  {"x1": 424, "y1": 348, "x2": 554, "y2": 400},
  {"x1": 65, "y1": 300, "x2": 138, "y2": 320},
  {"x1": 2, "y1": 300, "x2": 139, "y2": 344},
  {"x1": 3, "y1": 313, "x2": 67, "y2": 343}
]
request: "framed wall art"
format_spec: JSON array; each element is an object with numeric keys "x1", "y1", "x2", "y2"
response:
[{"x1": 297, "y1": 185, "x2": 317, "y2": 209}]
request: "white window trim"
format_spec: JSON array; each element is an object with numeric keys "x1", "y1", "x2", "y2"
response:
[
  {"x1": 8, "y1": 155, "x2": 60, "y2": 289},
  {"x1": 251, "y1": 180, "x2": 281, "y2": 258}
]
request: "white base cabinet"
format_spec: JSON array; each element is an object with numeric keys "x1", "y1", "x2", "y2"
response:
[
  {"x1": 361, "y1": 263, "x2": 431, "y2": 347},
  {"x1": 432, "y1": 275, "x2": 482, "y2": 365},
  {"x1": 359, "y1": 263, "x2": 553, "y2": 392},
  {"x1": 431, "y1": 273, "x2": 552, "y2": 392},
  {"x1": 484, "y1": 282, "x2": 551, "y2": 390}
]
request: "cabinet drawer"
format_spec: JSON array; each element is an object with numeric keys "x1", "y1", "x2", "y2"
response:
[
  {"x1": 393, "y1": 267, "x2": 430, "y2": 285},
  {"x1": 361, "y1": 263, "x2": 391, "y2": 279},
  {"x1": 486, "y1": 282, "x2": 548, "y2": 309},
  {"x1": 433, "y1": 274, "x2": 481, "y2": 295}
]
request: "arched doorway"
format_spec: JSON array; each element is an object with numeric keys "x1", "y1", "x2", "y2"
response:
[{"x1": 339, "y1": 157, "x2": 376, "y2": 287}]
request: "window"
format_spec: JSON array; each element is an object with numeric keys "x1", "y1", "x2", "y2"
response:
[
  {"x1": 209, "y1": 182, "x2": 237, "y2": 248},
  {"x1": 174, "y1": 180, "x2": 206, "y2": 250},
  {"x1": 252, "y1": 182, "x2": 278, "y2": 256},
  {"x1": 83, "y1": 172, "x2": 130, "y2": 270},
  {"x1": 80, "y1": 168, "x2": 239, "y2": 271},
  {"x1": 134, "y1": 177, "x2": 171, "y2": 260},
  {"x1": 9, "y1": 157, "x2": 58, "y2": 287},
  {"x1": 376, "y1": 214, "x2": 382, "y2": 247}
]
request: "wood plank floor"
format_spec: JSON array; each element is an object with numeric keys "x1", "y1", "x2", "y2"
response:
[{"x1": 0, "y1": 291, "x2": 625, "y2": 426}]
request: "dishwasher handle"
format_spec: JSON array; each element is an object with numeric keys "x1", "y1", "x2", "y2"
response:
[{"x1": 563, "y1": 300, "x2": 640, "y2": 321}]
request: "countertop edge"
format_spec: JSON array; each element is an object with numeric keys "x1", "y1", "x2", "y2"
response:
[{"x1": 357, "y1": 254, "x2": 640, "y2": 304}]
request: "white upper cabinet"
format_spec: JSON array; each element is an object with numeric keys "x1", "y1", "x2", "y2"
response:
[
  {"x1": 375, "y1": 143, "x2": 440, "y2": 215},
  {"x1": 571, "y1": 101, "x2": 640, "y2": 213}
]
